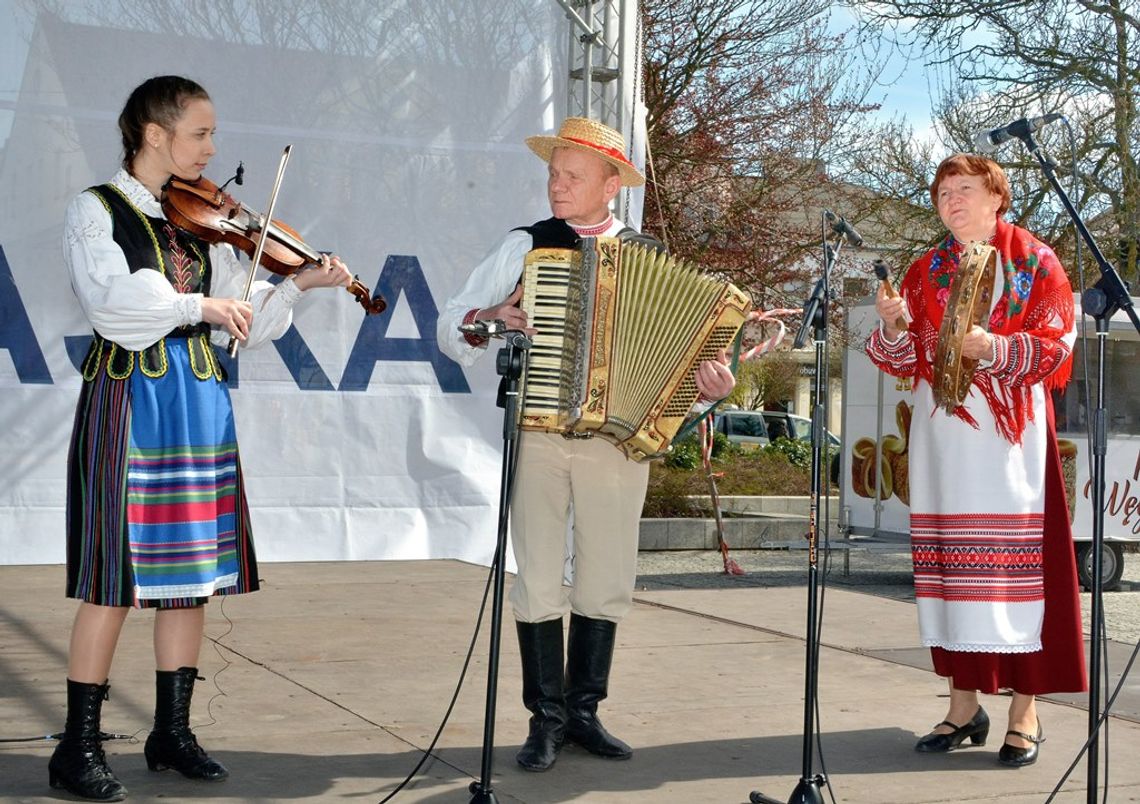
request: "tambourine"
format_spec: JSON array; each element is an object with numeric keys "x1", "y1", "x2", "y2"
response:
[{"x1": 932, "y1": 241, "x2": 999, "y2": 414}]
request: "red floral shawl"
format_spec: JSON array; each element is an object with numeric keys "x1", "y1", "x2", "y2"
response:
[{"x1": 900, "y1": 217, "x2": 1075, "y2": 443}]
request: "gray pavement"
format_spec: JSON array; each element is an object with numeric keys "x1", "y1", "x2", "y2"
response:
[
  {"x1": 2, "y1": 551, "x2": 1139, "y2": 804},
  {"x1": 636, "y1": 545, "x2": 1140, "y2": 644}
]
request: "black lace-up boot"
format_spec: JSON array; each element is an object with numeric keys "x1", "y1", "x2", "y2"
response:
[
  {"x1": 48, "y1": 679, "x2": 127, "y2": 801},
  {"x1": 144, "y1": 667, "x2": 228, "y2": 780}
]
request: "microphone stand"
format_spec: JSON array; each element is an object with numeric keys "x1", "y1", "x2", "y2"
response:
[
  {"x1": 750, "y1": 223, "x2": 842, "y2": 804},
  {"x1": 1016, "y1": 128, "x2": 1139, "y2": 804},
  {"x1": 468, "y1": 328, "x2": 533, "y2": 804}
]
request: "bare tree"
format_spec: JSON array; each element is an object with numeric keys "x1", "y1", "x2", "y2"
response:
[
  {"x1": 640, "y1": 0, "x2": 883, "y2": 311},
  {"x1": 849, "y1": 0, "x2": 1140, "y2": 282}
]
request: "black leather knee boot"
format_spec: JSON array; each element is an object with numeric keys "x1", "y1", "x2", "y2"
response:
[
  {"x1": 48, "y1": 679, "x2": 127, "y2": 801},
  {"x1": 515, "y1": 619, "x2": 567, "y2": 771},
  {"x1": 564, "y1": 613, "x2": 632, "y2": 760},
  {"x1": 144, "y1": 667, "x2": 228, "y2": 780}
]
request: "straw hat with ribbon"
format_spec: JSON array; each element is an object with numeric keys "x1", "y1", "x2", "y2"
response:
[{"x1": 525, "y1": 117, "x2": 645, "y2": 187}]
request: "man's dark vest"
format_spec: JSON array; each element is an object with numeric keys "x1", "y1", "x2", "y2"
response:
[
  {"x1": 514, "y1": 216, "x2": 667, "y2": 254},
  {"x1": 515, "y1": 216, "x2": 580, "y2": 249}
]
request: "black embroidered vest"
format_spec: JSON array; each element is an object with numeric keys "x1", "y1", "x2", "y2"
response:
[{"x1": 79, "y1": 183, "x2": 221, "y2": 382}]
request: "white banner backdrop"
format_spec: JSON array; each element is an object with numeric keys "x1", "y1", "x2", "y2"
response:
[{"x1": 0, "y1": 2, "x2": 642, "y2": 566}]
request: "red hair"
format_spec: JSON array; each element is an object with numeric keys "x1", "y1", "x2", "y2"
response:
[{"x1": 930, "y1": 153, "x2": 1011, "y2": 216}]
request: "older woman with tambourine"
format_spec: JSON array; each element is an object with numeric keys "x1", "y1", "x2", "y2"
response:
[{"x1": 866, "y1": 153, "x2": 1086, "y2": 768}]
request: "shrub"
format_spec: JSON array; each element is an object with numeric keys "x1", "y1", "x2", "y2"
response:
[
  {"x1": 764, "y1": 438, "x2": 839, "y2": 474},
  {"x1": 663, "y1": 430, "x2": 733, "y2": 470},
  {"x1": 663, "y1": 437, "x2": 701, "y2": 470},
  {"x1": 643, "y1": 446, "x2": 812, "y2": 517},
  {"x1": 764, "y1": 436, "x2": 811, "y2": 468}
]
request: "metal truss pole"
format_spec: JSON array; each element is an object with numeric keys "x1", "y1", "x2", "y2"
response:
[
  {"x1": 552, "y1": 0, "x2": 638, "y2": 222},
  {"x1": 558, "y1": 0, "x2": 622, "y2": 125}
]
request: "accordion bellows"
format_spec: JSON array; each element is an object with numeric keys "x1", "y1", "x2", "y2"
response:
[{"x1": 520, "y1": 236, "x2": 752, "y2": 461}]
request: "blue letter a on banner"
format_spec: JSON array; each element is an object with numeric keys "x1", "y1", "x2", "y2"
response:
[
  {"x1": 339, "y1": 255, "x2": 469, "y2": 393},
  {"x1": 0, "y1": 246, "x2": 52, "y2": 384}
]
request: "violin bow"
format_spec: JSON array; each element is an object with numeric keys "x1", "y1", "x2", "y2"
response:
[{"x1": 228, "y1": 144, "x2": 293, "y2": 357}]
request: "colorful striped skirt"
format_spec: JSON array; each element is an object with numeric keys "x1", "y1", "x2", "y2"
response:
[{"x1": 66, "y1": 338, "x2": 259, "y2": 608}]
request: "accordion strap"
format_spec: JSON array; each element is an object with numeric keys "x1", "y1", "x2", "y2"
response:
[{"x1": 615, "y1": 227, "x2": 668, "y2": 254}]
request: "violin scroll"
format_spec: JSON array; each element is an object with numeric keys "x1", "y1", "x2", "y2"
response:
[{"x1": 348, "y1": 277, "x2": 387, "y2": 315}]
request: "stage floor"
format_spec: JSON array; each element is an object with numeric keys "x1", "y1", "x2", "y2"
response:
[{"x1": 2, "y1": 559, "x2": 1139, "y2": 803}]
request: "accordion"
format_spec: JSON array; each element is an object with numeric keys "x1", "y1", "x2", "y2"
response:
[{"x1": 519, "y1": 236, "x2": 752, "y2": 461}]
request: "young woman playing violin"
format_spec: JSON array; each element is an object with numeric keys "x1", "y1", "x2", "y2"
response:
[{"x1": 51, "y1": 75, "x2": 352, "y2": 802}]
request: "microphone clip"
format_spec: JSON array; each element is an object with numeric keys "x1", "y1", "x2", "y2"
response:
[
  {"x1": 459, "y1": 319, "x2": 533, "y2": 350},
  {"x1": 218, "y1": 161, "x2": 245, "y2": 193},
  {"x1": 824, "y1": 209, "x2": 864, "y2": 247}
]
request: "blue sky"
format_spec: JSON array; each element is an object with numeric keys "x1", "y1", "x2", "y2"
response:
[{"x1": 829, "y1": 5, "x2": 942, "y2": 139}]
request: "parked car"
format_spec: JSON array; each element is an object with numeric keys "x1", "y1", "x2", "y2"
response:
[
  {"x1": 712, "y1": 410, "x2": 771, "y2": 449},
  {"x1": 712, "y1": 409, "x2": 839, "y2": 450},
  {"x1": 712, "y1": 409, "x2": 841, "y2": 483},
  {"x1": 759, "y1": 411, "x2": 840, "y2": 449}
]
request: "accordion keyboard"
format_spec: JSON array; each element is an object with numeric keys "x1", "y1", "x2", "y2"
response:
[{"x1": 520, "y1": 249, "x2": 588, "y2": 425}]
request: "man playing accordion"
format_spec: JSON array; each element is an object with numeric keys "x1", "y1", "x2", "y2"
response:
[{"x1": 437, "y1": 117, "x2": 735, "y2": 773}]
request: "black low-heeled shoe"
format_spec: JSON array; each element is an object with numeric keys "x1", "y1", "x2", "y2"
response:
[
  {"x1": 914, "y1": 706, "x2": 990, "y2": 753},
  {"x1": 997, "y1": 721, "x2": 1044, "y2": 767}
]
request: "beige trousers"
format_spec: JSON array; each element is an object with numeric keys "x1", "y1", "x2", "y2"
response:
[{"x1": 508, "y1": 431, "x2": 649, "y2": 624}]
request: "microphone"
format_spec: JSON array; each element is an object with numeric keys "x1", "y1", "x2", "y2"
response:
[
  {"x1": 872, "y1": 259, "x2": 909, "y2": 332},
  {"x1": 459, "y1": 319, "x2": 508, "y2": 339},
  {"x1": 459, "y1": 319, "x2": 533, "y2": 350},
  {"x1": 825, "y1": 210, "x2": 864, "y2": 247},
  {"x1": 219, "y1": 161, "x2": 244, "y2": 193},
  {"x1": 973, "y1": 113, "x2": 1063, "y2": 153}
]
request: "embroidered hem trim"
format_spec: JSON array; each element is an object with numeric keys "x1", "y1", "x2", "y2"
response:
[
  {"x1": 134, "y1": 572, "x2": 240, "y2": 601},
  {"x1": 922, "y1": 640, "x2": 1043, "y2": 653}
]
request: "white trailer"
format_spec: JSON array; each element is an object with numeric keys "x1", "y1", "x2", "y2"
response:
[{"x1": 839, "y1": 292, "x2": 1140, "y2": 590}]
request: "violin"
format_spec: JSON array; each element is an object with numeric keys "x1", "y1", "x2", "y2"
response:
[{"x1": 161, "y1": 174, "x2": 386, "y2": 315}]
